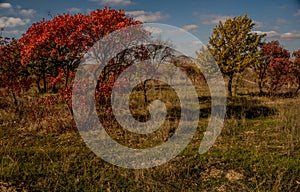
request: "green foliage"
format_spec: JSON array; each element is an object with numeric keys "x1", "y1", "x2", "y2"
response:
[{"x1": 207, "y1": 15, "x2": 265, "y2": 96}]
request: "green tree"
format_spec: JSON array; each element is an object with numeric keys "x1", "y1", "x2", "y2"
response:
[{"x1": 207, "y1": 15, "x2": 265, "y2": 97}]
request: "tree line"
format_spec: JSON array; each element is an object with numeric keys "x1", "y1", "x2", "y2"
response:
[
  {"x1": 1, "y1": 9, "x2": 300, "y2": 109},
  {"x1": 206, "y1": 15, "x2": 300, "y2": 97}
]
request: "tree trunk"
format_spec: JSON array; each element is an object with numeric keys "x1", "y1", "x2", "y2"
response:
[
  {"x1": 52, "y1": 83, "x2": 57, "y2": 93},
  {"x1": 258, "y1": 67, "x2": 267, "y2": 96},
  {"x1": 52, "y1": 67, "x2": 58, "y2": 93},
  {"x1": 37, "y1": 75, "x2": 42, "y2": 93},
  {"x1": 228, "y1": 74, "x2": 233, "y2": 97},
  {"x1": 295, "y1": 78, "x2": 300, "y2": 95},
  {"x1": 142, "y1": 80, "x2": 148, "y2": 104},
  {"x1": 11, "y1": 90, "x2": 18, "y2": 108},
  {"x1": 296, "y1": 87, "x2": 300, "y2": 95},
  {"x1": 65, "y1": 67, "x2": 69, "y2": 88},
  {"x1": 258, "y1": 78, "x2": 263, "y2": 96},
  {"x1": 43, "y1": 71, "x2": 47, "y2": 93}
]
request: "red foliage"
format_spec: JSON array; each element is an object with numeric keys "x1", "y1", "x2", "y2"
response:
[
  {"x1": 19, "y1": 7, "x2": 141, "y2": 94},
  {"x1": 262, "y1": 41, "x2": 290, "y2": 60},
  {"x1": 0, "y1": 36, "x2": 32, "y2": 106},
  {"x1": 267, "y1": 58, "x2": 294, "y2": 91},
  {"x1": 261, "y1": 41, "x2": 295, "y2": 93},
  {"x1": 292, "y1": 49, "x2": 300, "y2": 93}
]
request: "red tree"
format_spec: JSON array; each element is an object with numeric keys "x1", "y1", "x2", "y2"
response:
[
  {"x1": 0, "y1": 36, "x2": 31, "y2": 107},
  {"x1": 19, "y1": 7, "x2": 141, "y2": 93},
  {"x1": 293, "y1": 49, "x2": 300, "y2": 93},
  {"x1": 267, "y1": 58, "x2": 294, "y2": 93},
  {"x1": 259, "y1": 41, "x2": 294, "y2": 94}
]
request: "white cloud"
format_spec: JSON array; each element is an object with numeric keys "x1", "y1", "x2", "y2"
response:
[
  {"x1": 0, "y1": 3, "x2": 12, "y2": 9},
  {"x1": 177, "y1": 41, "x2": 203, "y2": 49},
  {"x1": 254, "y1": 21, "x2": 264, "y2": 28},
  {"x1": 67, "y1": 7, "x2": 82, "y2": 14},
  {"x1": 276, "y1": 19, "x2": 288, "y2": 25},
  {"x1": 201, "y1": 15, "x2": 233, "y2": 25},
  {"x1": 2, "y1": 29, "x2": 24, "y2": 36},
  {"x1": 126, "y1": 10, "x2": 145, "y2": 17},
  {"x1": 252, "y1": 30, "x2": 300, "y2": 40},
  {"x1": 90, "y1": 0, "x2": 132, "y2": 6},
  {"x1": 280, "y1": 31, "x2": 300, "y2": 39},
  {"x1": 0, "y1": 17, "x2": 30, "y2": 28},
  {"x1": 127, "y1": 10, "x2": 166, "y2": 22},
  {"x1": 182, "y1": 24, "x2": 199, "y2": 31},
  {"x1": 201, "y1": 14, "x2": 263, "y2": 28},
  {"x1": 20, "y1": 9, "x2": 36, "y2": 17},
  {"x1": 272, "y1": 26, "x2": 280, "y2": 30},
  {"x1": 252, "y1": 30, "x2": 280, "y2": 38},
  {"x1": 294, "y1": 9, "x2": 300, "y2": 17},
  {"x1": 144, "y1": 26, "x2": 162, "y2": 34}
]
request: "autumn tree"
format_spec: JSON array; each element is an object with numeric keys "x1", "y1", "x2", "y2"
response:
[
  {"x1": 0, "y1": 36, "x2": 31, "y2": 107},
  {"x1": 292, "y1": 49, "x2": 300, "y2": 94},
  {"x1": 255, "y1": 41, "x2": 292, "y2": 94},
  {"x1": 256, "y1": 41, "x2": 290, "y2": 94},
  {"x1": 207, "y1": 15, "x2": 265, "y2": 97},
  {"x1": 19, "y1": 7, "x2": 141, "y2": 93},
  {"x1": 96, "y1": 40, "x2": 175, "y2": 109},
  {"x1": 266, "y1": 56, "x2": 294, "y2": 94}
]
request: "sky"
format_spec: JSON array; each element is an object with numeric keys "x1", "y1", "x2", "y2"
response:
[{"x1": 0, "y1": 0, "x2": 300, "y2": 52}]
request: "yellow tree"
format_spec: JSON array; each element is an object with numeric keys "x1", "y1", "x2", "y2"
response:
[{"x1": 207, "y1": 15, "x2": 265, "y2": 97}]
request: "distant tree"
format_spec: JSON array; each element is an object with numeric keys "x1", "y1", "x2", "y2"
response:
[
  {"x1": 207, "y1": 15, "x2": 265, "y2": 97},
  {"x1": 254, "y1": 41, "x2": 291, "y2": 95},
  {"x1": 96, "y1": 42, "x2": 175, "y2": 108},
  {"x1": 256, "y1": 41, "x2": 296, "y2": 95},
  {"x1": 292, "y1": 49, "x2": 300, "y2": 94},
  {"x1": 196, "y1": 46, "x2": 220, "y2": 81},
  {"x1": 266, "y1": 57, "x2": 294, "y2": 94}
]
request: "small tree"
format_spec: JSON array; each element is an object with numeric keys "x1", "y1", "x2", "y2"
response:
[
  {"x1": 292, "y1": 49, "x2": 300, "y2": 94},
  {"x1": 254, "y1": 41, "x2": 291, "y2": 95},
  {"x1": 207, "y1": 15, "x2": 265, "y2": 97},
  {"x1": 255, "y1": 41, "x2": 295, "y2": 95},
  {"x1": 0, "y1": 36, "x2": 31, "y2": 108},
  {"x1": 266, "y1": 57, "x2": 294, "y2": 94}
]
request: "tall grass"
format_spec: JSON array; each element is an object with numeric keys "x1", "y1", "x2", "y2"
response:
[{"x1": 0, "y1": 78, "x2": 299, "y2": 191}]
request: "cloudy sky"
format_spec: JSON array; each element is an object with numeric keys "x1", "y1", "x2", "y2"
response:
[{"x1": 0, "y1": 0, "x2": 300, "y2": 52}]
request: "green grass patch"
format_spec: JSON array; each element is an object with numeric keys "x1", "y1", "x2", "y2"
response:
[{"x1": 0, "y1": 83, "x2": 299, "y2": 191}]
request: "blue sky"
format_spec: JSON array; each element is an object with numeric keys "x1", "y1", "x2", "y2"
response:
[{"x1": 0, "y1": 0, "x2": 300, "y2": 52}]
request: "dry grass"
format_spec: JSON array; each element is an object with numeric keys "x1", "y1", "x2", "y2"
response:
[{"x1": 0, "y1": 77, "x2": 299, "y2": 191}]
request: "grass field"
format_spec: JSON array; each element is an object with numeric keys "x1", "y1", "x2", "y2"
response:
[{"x1": 0, "y1": 77, "x2": 300, "y2": 191}]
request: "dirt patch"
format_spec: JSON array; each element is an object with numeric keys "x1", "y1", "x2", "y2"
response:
[{"x1": 225, "y1": 170, "x2": 244, "y2": 182}]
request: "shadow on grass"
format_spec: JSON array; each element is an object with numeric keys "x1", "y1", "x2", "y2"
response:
[
  {"x1": 225, "y1": 105, "x2": 276, "y2": 119},
  {"x1": 198, "y1": 96, "x2": 277, "y2": 119},
  {"x1": 98, "y1": 96, "x2": 277, "y2": 123},
  {"x1": 238, "y1": 91, "x2": 299, "y2": 98}
]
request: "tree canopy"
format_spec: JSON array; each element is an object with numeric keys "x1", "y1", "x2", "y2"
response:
[
  {"x1": 19, "y1": 7, "x2": 141, "y2": 93},
  {"x1": 207, "y1": 15, "x2": 265, "y2": 97}
]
